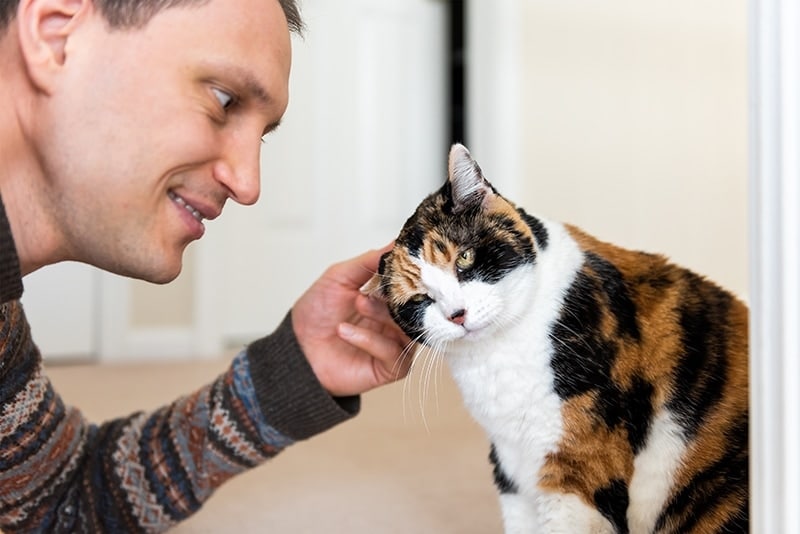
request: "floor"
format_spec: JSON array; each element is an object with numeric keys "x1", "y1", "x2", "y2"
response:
[{"x1": 44, "y1": 357, "x2": 504, "y2": 533}]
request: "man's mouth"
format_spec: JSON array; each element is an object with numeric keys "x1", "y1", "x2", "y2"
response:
[{"x1": 168, "y1": 190, "x2": 204, "y2": 223}]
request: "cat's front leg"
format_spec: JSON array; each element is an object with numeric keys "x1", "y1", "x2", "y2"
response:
[
  {"x1": 492, "y1": 445, "x2": 616, "y2": 533},
  {"x1": 531, "y1": 491, "x2": 617, "y2": 534},
  {"x1": 489, "y1": 444, "x2": 616, "y2": 534},
  {"x1": 497, "y1": 492, "x2": 538, "y2": 533},
  {"x1": 498, "y1": 490, "x2": 615, "y2": 533}
]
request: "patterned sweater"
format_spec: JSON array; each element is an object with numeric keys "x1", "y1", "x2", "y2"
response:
[{"x1": 0, "y1": 196, "x2": 359, "y2": 532}]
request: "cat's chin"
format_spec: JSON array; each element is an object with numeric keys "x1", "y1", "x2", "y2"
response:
[
  {"x1": 436, "y1": 325, "x2": 495, "y2": 345},
  {"x1": 418, "y1": 329, "x2": 474, "y2": 347},
  {"x1": 461, "y1": 327, "x2": 496, "y2": 343}
]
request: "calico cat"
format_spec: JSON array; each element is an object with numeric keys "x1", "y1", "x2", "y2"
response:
[{"x1": 362, "y1": 144, "x2": 748, "y2": 533}]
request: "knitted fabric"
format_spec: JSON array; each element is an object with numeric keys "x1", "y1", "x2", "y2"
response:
[{"x1": 0, "y1": 196, "x2": 359, "y2": 532}]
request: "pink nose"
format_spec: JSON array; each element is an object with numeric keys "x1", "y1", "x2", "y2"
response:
[{"x1": 449, "y1": 309, "x2": 466, "y2": 326}]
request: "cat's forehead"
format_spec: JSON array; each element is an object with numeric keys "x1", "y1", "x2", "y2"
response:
[
  {"x1": 417, "y1": 233, "x2": 459, "y2": 265},
  {"x1": 413, "y1": 190, "x2": 531, "y2": 244}
]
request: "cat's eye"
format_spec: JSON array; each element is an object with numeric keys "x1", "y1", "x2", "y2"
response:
[
  {"x1": 212, "y1": 87, "x2": 235, "y2": 110},
  {"x1": 456, "y1": 248, "x2": 476, "y2": 271},
  {"x1": 410, "y1": 294, "x2": 431, "y2": 304}
]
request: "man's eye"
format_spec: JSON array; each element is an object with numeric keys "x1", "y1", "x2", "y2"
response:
[{"x1": 212, "y1": 87, "x2": 234, "y2": 110}]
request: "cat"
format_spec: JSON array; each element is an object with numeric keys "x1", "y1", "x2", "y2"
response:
[{"x1": 362, "y1": 144, "x2": 748, "y2": 533}]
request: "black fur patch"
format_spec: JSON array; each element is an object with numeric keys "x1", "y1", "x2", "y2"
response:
[
  {"x1": 463, "y1": 239, "x2": 527, "y2": 284},
  {"x1": 594, "y1": 479, "x2": 630, "y2": 534},
  {"x1": 401, "y1": 224, "x2": 425, "y2": 257},
  {"x1": 596, "y1": 376, "x2": 654, "y2": 455},
  {"x1": 440, "y1": 181, "x2": 456, "y2": 215},
  {"x1": 585, "y1": 253, "x2": 641, "y2": 341},
  {"x1": 489, "y1": 444, "x2": 518, "y2": 494},
  {"x1": 667, "y1": 273, "x2": 733, "y2": 438},
  {"x1": 550, "y1": 268, "x2": 615, "y2": 399},
  {"x1": 391, "y1": 296, "x2": 433, "y2": 343},
  {"x1": 519, "y1": 210, "x2": 549, "y2": 250}
]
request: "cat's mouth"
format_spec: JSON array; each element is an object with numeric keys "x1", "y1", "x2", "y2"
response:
[
  {"x1": 434, "y1": 322, "x2": 484, "y2": 344},
  {"x1": 168, "y1": 190, "x2": 204, "y2": 223}
]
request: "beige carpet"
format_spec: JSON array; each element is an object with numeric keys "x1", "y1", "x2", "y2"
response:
[{"x1": 42, "y1": 357, "x2": 504, "y2": 533}]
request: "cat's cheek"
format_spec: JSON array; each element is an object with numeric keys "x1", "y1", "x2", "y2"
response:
[{"x1": 393, "y1": 299, "x2": 431, "y2": 340}]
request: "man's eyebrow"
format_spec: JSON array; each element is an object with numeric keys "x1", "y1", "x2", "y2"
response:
[{"x1": 241, "y1": 74, "x2": 272, "y2": 108}]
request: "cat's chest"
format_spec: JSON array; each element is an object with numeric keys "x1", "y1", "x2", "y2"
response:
[{"x1": 445, "y1": 317, "x2": 564, "y2": 443}]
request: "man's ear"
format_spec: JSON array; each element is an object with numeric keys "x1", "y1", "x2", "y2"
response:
[{"x1": 17, "y1": 0, "x2": 90, "y2": 92}]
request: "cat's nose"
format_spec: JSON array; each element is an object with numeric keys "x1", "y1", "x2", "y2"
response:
[{"x1": 449, "y1": 309, "x2": 467, "y2": 326}]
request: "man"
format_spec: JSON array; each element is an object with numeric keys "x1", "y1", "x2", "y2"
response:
[{"x1": 0, "y1": 0, "x2": 411, "y2": 531}]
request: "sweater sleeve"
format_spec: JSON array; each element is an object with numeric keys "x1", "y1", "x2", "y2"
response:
[{"x1": 0, "y1": 303, "x2": 359, "y2": 533}]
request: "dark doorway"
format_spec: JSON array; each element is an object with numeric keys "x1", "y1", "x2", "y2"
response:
[{"x1": 448, "y1": 1, "x2": 467, "y2": 146}]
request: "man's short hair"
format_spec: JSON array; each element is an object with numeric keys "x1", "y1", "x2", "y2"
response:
[{"x1": 0, "y1": 0, "x2": 304, "y2": 37}]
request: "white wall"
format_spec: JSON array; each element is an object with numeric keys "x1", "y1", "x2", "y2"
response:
[{"x1": 469, "y1": 0, "x2": 748, "y2": 299}]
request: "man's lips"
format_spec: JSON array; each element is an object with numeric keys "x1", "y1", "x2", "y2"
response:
[
  {"x1": 167, "y1": 190, "x2": 220, "y2": 223},
  {"x1": 168, "y1": 190, "x2": 203, "y2": 222}
]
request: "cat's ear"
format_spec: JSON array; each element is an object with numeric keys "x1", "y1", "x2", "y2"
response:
[
  {"x1": 359, "y1": 251, "x2": 391, "y2": 300},
  {"x1": 448, "y1": 143, "x2": 494, "y2": 213},
  {"x1": 359, "y1": 273, "x2": 386, "y2": 300}
]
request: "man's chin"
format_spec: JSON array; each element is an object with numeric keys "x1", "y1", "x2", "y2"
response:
[
  {"x1": 103, "y1": 257, "x2": 183, "y2": 285},
  {"x1": 147, "y1": 270, "x2": 181, "y2": 285}
]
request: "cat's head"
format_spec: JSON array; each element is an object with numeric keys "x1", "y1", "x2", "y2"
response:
[{"x1": 362, "y1": 144, "x2": 546, "y2": 346}]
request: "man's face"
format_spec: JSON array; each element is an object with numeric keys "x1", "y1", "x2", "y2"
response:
[{"x1": 33, "y1": 0, "x2": 291, "y2": 282}]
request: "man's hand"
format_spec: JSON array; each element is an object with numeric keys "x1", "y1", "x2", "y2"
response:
[{"x1": 291, "y1": 245, "x2": 412, "y2": 397}]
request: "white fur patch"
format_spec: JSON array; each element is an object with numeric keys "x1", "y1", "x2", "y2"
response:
[
  {"x1": 627, "y1": 409, "x2": 688, "y2": 533},
  {"x1": 524, "y1": 492, "x2": 615, "y2": 533}
]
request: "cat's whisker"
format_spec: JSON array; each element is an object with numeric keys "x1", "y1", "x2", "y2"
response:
[
  {"x1": 400, "y1": 332, "x2": 429, "y2": 426},
  {"x1": 433, "y1": 341, "x2": 448, "y2": 415},
  {"x1": 416, "y1": 343, "x2": 437, "y2": 433},
  {"x1": 402, "y1": 334, "x2": 450, "y2": 434},
  {"x1": 424, "y1": 340, "x2": 445, "y2": 417},
  {"x1": 428, "y1": 342, "x2": 441, "y2": 415},
  {"x1": 421, "y1": 341, "x2": 437, "y2": 406},
  {"x1": 391, "y1": 339, "x2": 419, "y2": 378},
  {"x1": 400, "y1": 344, "x2": 421, "y2": 422}
]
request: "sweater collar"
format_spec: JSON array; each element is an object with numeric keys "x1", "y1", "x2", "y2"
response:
[{"x1": 0, "y1": 194, "x2": 23, "y2": 303}]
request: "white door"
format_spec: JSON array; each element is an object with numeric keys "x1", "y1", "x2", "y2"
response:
[
  {"x1": 194, "y1": 0, "x2": 449, "y2": 350},
  {"x1": 20, "y1": 262, "x2": 97, "y2": 361}
]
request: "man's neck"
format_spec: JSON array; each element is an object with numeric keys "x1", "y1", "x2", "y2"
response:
[{"x1": 0, "y1": 38, "x2": 64, "y2": 277}]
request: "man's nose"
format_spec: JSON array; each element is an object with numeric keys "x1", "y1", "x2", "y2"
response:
[{"x1": 213, "y1": 136, "x2": 261, "y2": 206}]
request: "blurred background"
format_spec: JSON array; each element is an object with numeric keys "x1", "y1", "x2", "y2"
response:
[{"x1": 22, "y1": 0, "x2": 747, "y2": 364}]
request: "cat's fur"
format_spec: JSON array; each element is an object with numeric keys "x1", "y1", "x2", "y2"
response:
[{"x1": 363, "y1": 144, "x2": 748, "y2": 533}]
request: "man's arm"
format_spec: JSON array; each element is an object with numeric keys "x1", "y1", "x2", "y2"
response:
[{"x1": 0, "y1": 303, "x2": 355, "y2": 533}]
